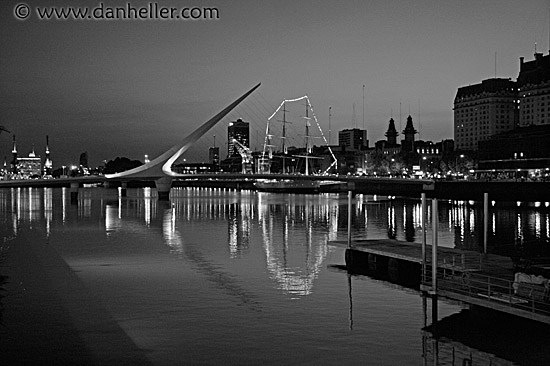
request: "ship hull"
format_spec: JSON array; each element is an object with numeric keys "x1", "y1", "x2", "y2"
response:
[{"x1": 254, "y1": 179, "x2": 320, "y2": 194}]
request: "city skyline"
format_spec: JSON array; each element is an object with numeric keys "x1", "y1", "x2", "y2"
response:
[{"x1": 1, "y1": 0, "x2": 549, "y2": 166}]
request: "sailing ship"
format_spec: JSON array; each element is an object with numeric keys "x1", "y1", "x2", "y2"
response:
[
  {"x1": 254, "y1": 178, "x2": 321, "y2": 193},
  {"x1": 254, "y1": 96, "x2": 336, "y2": 193}
]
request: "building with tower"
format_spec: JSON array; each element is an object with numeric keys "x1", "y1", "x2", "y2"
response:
[
  {"x1": 375, "y1": 118, "x2": 401, "y2": 155},
  {"x1": 227, "y1": 118, "x2": 249, "y2": 158},
  {"x1": 11, "y1": 135, "x2": 17, "y2": 174},
  {"x1": 385, "y1": 118, "x2": 399, "y2": 146},
  {"x1": 43, "y1": 135, "x2": 53, "y2": 177},
  {"x1": 375, "y1": 116, "x2": 418, "y2": 154},
  {"x1": 401, "y1": 115, "x2": 418, "y2": 152}
]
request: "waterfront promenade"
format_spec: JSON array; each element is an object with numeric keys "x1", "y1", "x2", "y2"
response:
[
  {"x1": 1, "y1": 174, "x2": 550, "y2": 201},
  {"x1": 0, "y1": 230, "x2": 153, "y2": 365}
]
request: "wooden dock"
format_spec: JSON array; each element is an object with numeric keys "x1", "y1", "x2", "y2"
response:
[
  {"x1": 329, "y1": 239, "x2": 515, "y2": 280},
  {"x1": 329, "y1": 239, "x2": 550, "y2": 325}
]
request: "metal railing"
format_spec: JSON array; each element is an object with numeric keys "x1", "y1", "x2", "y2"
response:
[{"x1": 422, "y1": 265, "x2": 550, "y2": 319}]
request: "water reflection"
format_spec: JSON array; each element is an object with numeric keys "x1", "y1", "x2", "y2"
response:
[
  {"x1": 423, "y1": 308, "x2": 550, "y2": 366},
  {"x1": 1, "y1": 188, "x2": 550, "y2": 295},
  {"x1": 3, "y1": 187, "x2": 550, "y2": 365},
  {"x1": 344, "y1": 262, "x2": 550, "y2": 366},
  {"x1": 227, "y1": 198, "x2": 252, "y2": 257},
  {"x1": 258, "y1": 193, "x2": 331, "y2": 297},
  {"x1": 162, "y1": 202, "x2": 183, "y2": 255},
  {"x1": 387, "y1": 204, "x2": 397, "y2": 239},
  {"x1": 159, "y1": 198, "x2": 261, "y2": 310}
]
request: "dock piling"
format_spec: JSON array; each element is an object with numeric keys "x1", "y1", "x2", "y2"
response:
[
  {"x1": 421, "y1": 193, "x2": 427, "y2": 283},
  {"x1": 347, "y1": 190, "x2": 352, "y2": 248},
  {"x1": 431, "y1": 199, "x2": 438, "y2": 294},
  {"x1": 484, "y1": 192, "x2": 489, "y2": 254}
]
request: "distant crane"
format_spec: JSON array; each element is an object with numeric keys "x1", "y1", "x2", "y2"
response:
[{"x1": 232, "y1": 138, "x2": 253, "y2": 174}]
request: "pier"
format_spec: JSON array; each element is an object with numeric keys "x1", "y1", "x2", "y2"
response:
[
  {"x1": 330, "y1": 238, "x2": 550, "y2": 324},
  {"x1": 331, "y1": 192, "x2": 550, "y2": 325}
]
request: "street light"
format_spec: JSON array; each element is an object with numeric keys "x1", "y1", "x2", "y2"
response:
[{"x1": 456, "y1": 155, "x2": 465, "y2": 176}]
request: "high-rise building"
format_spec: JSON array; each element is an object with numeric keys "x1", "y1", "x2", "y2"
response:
[
  {"x1": 517, "y1": 52, "x2": 550, "y2": 127},
  {"x1": 338, "y1": 128, "x2": 368, "y2": 150},
  {"x1": 227, "y1": 118, "x2": 249, "y2": 158},
  {"x1": 209, "y1": 146, "x2": 220, "y2": 165},
  {"x1": 454, "y1": 78, "x2": 518, "y2": 151}
]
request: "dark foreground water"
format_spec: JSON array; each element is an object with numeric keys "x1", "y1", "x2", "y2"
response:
[{"x1": 1, "y1": 187, "x2": 550, "y2": 365}]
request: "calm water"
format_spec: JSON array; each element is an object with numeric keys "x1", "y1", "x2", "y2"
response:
[{"x1": 1, "y1": 187, "x2": 550, "y2": 365}]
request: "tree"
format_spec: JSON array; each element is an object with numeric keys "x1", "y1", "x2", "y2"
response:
[{"x1": 103, "y1": 157, "x2": 143, "y2": 174}]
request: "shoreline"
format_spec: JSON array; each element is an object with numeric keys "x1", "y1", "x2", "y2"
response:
[{"x1": 1, "y1": 177, "x2": 550, "y2": 202}]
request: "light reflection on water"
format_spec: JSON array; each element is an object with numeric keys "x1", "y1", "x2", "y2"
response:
[
  {"x1": 5, "y1": 187, "x2": 550, "y2": 251},
  {"x1": 1, "y1": 187, "x2": 550, "y2": 365}
]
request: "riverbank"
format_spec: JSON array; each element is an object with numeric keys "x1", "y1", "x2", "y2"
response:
[{"x1": 0, "y1": 229, "x2": 152, "y2": 366}]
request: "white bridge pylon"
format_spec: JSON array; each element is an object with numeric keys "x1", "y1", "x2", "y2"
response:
[{"x1": 104, "y1": 83, "x2": 261, "y2": 198}]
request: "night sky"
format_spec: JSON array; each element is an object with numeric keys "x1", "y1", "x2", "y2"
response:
[{"x1": 1, "y1": 0, "x2": 548, "y2": 167}]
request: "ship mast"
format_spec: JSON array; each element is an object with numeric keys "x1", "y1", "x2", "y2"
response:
[
  {"x1": 279, "y1": 105, "x2": 289, "y2": 173},
  {"x1": 304, "y1": 101, "x2": 311, "y2": 175},
  {"x1": 282, "y1": 106, "x2": 287, "y2": 154}
]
